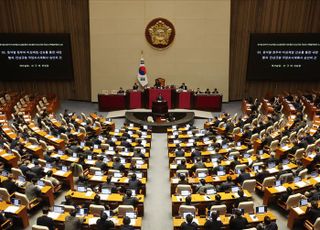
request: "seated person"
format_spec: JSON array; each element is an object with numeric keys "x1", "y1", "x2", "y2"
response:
[
  {"x1": 117, "y1": 87, "x2": 125, "y2": 94},
  {"x1": 205, "y1": 88, "x2": 211, "y2": 94},
  {"x1": 25, "y1": 178, "x2": 42, "y2": 201},
  {"x1": 45, "y1": 170, "x2": 60, "y2": 186},
  {"x1": 180, "y1": 214, "x2": 198, "y2": 230},
  {"x1": 122, "y1": 190, "x2": 139, "y2": 208},
  {"x1": 229, "y1": 209, "x2": 248, "y2": 230},
  {"x1": 95, "y1": 156, "x2": 107, "y2": 171},
  {"x1": 263, "y1": 216, "x2": 278, "y2": 230},
  {"x1": 219, "y1": 176, "x2": 235, "y2": 192},
  {"x1": 278, "y1": 187, "x2": 293, "y2": 203},
  {"x1": 61, "y1": 195, "x2": 75, "y2": 206},
  {"x1": 234, "y1": 189, "x2": 248, "y2": 208},
  {"x1": 132, "y1": 82, "x2": 139, "y2": 90},
  {"x1": 307, "y1": 200, "x2": 320, "y2": 224},
  {"x1": 65, "y1": 209, "x2": 83, "y2": 230},
  {"x1": 178, "y1": 174, "x2": 189, "y2": 185},
  {"x1": 101, "y1": 175, "x2": 117, "y2": 193},
  {"x1": 1, "y1": 174, "x2": 18, "y2": 194},
  {"x1": 236, "y1": 168, "x2": 250, "y2": 185},
  {"x1": 120, "y1": 216, "x2": 135, "y2": 230},
  {"x1": 212, "y1": 88, "x2": 219, "y2": 94},
  {"x1": 96, "y1": 212, "x2": 114, "y2": 230},
  {"x1": 179, "y1": 83, "x2": 188, "y2": 90},
  {"x1": 175, "y1": 147, "x2": 185, "y2": 157},
  {"x1": 191, "y1": 148, "x2": 201, "y2": 159},
  {"x1": 154, "y1": 79, "x2": 162, "y2": 88},
  {"x1": 194, "y1": 88, "x2": 202, "y2": 94},
  {"x1": 196, "y1": 179, "x2": 215, "y2": 195},
  {"x1": 128, "y1": 173, "x2": 142, "y2": 194},
  {"x1": 30, "y1": 160, "x2": 44, "y2": 179},
  {"x1": 177, "y1": 159, "x2": 187, "y2": 170},
  {"x1": 36, "y1": 206, "x2": 55, "y2": 230},
  {"x1": 113, "y1": 157, "x2": 125, "y2": 171},
  {"x1": 255, "y1": 164, "x2": 270, "y2": 184},
  {"x1": 204, "y1": 210, "x2": 223, "y2": 230},
  {"x1": 193, "y1": 157, "x2": 205, "y2": 170}
]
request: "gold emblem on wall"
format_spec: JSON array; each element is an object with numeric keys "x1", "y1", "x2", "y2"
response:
[{"x1": 145, "y1": 18, "x2": 175, "y2": 50}]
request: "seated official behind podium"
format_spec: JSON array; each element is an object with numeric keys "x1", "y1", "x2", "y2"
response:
[
  {"x1": 179, "y1": 83, "x2": 188, "y2": 90},
  {"x1": 194, "y1": 88, "x2": 202, "y2": 95},
  {"x1": 205, "y1": 88, "x2": 211, "y2": 94},
  {"x1": 212, "y1": 88, "x2": 219, "y2": 94},
  {"x1": 157, "y1": 94, "x2": 164, "y2": 102},
  {"x1": 154, "y1": 79, "x2": 162, "y2": 88},
  {"x1": 133, "y1": 82, "x2": 139, "y2": 90},
  {"x1": 118, "y1": 87, "x2": 125, "y2": 94}
]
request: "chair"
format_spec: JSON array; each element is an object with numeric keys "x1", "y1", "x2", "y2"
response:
[
  {"x1": 306, "y1": 144, "x2": 316, "y2": 154},
  {"x1": 11, "y1": 149, "x2": 22, "y2": 162},
  {"x1": 210, "y1": 204, "x2": 227, "y2": 215},
  {"x1": 178, "y1": 205, "x2": 196, "y2": 217},
  {"x1": 176, "y1": 170, "x2": 189, "y2": 177},
  {"x1": 279, "y1": 173, "x2": 294, "y2": 183},
  {"x1": 238, "y1": 201, "x2": 254, "y2": 213},
  {"x1": 15, "y1": 192, "x2": 40, "y2": 210},
  {"x1": 155, "y1": 77, "x2": 165, "y2": 87},
  {"x1": 304, "y1": 217, "x2": 320, "y2": 230},
  {"x1": 280, "y1": 136, "x2": 289, "y2": 145},
  {"x1": 12, "y1": 168, "x2": 24, "y2": 179},
  {"x1": 89, "y1": 204, "x2": 105, "y2": 216},
  {"x1": 0, "y1": 188, "x2": 11, "y2": 201},
  {"x1": 293, "y1": 148, "x2": 305, "y2": 161},
  {"x1": 195, "y1": 168, "x2": 208, "y2": 178},
  {"x1": 38, "y1": 159, "x2": 47, "y2": 167},
  {"x1": 256, "y1": 176, "x2": 276, "y2": 192},
  {"x1": 229, "y1": 151, "x2": 240, "y2": 158},
  {"x1": 250, "y1": 133, "x2": 259, "y2": 143},
  {"x1": 242, "y1": 179, "x2": 256, "y2": 193},
  {"x1": 39, "y1": 140, "x2": 55, "y2": 152},
  {"x1": 269, "y1": 140, "x2": 279, "y2": 152},
  {"x1": 118, "y1": 205, "x2": 134, "y2": 217},
  {"x1": 89, "y1": 167, "x2": 101, "y2": 175},
  {"x1": 176, "y1": 184, "x2": 192, "y2": 195},
  {"x1": 235, "y1": 164, "x2": 247, "y2": 171},
  {"x1": 29, "y1": 137, "x2": 39, "y2": 145},
  {"x1": 101, "y1": 144, "x2": 109, "y2": 150},
  {"x1": 218, "y1": 122, "x2": 225, "y2": 129},
  {"x1": 79, "y1": 126, "x2": 86, "y2": 135},
  {"x1": 63, "y1": 205, "x2": 76, "y2": 213},
  {"x1": 232, "y1": 127, "x2": 241, "y2": 136},
  {"x1": 60, "y1": 133, "x2": 69, "y2": 143},
  {"x1": 43, "y1": 179, "x2": 62, "y2": 193},
  {"x1": 32, "y1": 225, "x2": 49, "y2": 230},
  {"x1": 284, "y1": 193, "x2": 302, "y2": 210},
  {"x1": 289, "y1": 132, "x2": 297, "y2": 142},
  {"x1": 298, "y1": 168, "x2": 308, "y2": 179},
  {"x1": 107, "y1": 169, "x2": 120, "y2": 177}
]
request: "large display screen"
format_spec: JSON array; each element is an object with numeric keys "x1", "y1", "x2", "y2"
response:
[
  {"x1": 0, "y1": 33, "x2": 74, "y2": 81},
  {"x1": 247, "y1": 33, "x2": 320, "y2": 81}
]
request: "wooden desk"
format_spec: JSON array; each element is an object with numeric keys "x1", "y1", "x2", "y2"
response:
[
  {"x1": 171, "y1": 191, "x2": 252, "y2": 216},
  {"x1": 66, "y1": 190, "x2": 145, "y2": 216},
  {"x1": 173, "y1": 212, "x2": 276, "y2": 229},
  {"x1": 0, "y1": 149, "x2": 18, "y2": 167},
  {"x1": 0, "y1": 201, "x2": 29, "y2": 228},
  {"x1": 263, "y1": 176, "x2": 320, "y2": 205}
]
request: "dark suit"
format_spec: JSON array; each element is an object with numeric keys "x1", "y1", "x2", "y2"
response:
[
  {"x1": 204, "y1": 219, "x2": 223, "y2": 230},
  {"x1": 180, "y1": 222, "x2": 199, "y2": 230},
  {"x1": 236, "y1": 172, "x2": 250, "y2": 185},
  {"x1": 64, "y1": 216, "x2": 82, "y2": 230},
  {"x1": 229, "y1": 216, "x2": 248, "y2": 230},
  {"x1": 307, "y1": 207, "x2": 320, "y2": 224},
  {"x1": 123, "y1": 196, "x2": 139, "y2": 207},
  {"x1": 256, "y1": 171, "x2": 270, "y2": 184},
  {"x1": 37, "y1": 215, "x2": 55, "y2": 230},
  {"x1": 120, "y1": 225, "x2": 135, "y2": 230},
  {"x1": 1, "y1": 179, "x2": 18, "y2": 194},
  {"x1": 96, "y1": 218, "x2": 115, "y2": 230}
]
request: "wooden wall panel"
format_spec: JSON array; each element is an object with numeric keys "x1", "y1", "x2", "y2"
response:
[
  {"x1": 0, "y1": 0, "x2": 90, "y2": 100},
  {"x1": 230, "y1": 0, "x2": 320, "y2": 100}
]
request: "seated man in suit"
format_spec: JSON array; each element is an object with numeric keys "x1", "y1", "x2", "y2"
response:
[
  {"x1": 255, "y1": 164, "x2": 270, "y2": 184},
  {"x1": 307, "y1": 201, "x2": 320, "y2": 224},
  {"x1": 204, "y1": 210, "x2": 223, "y2": 230},
  {"x1": 95, "y1": 156, "x2": 107, "y2": 171},
  {"x1": 100, "y1": 175, "x2": 117, "y2": 193},
  {"x1": 45, "y1": 170, "x2": 60, "y2": 186},
  {"x1": 278, "y1": 187, "x2": 293, "y2": 203},
  {"x1": 234, "y1": 189, "x2": 248, "y2": 208},
  {"x1": 36, "y1": 206, "x2": 55, "y2": 230},
  {"x1": 120, "y1": 216, "x2": 135, "y2": 230},
  {"x1": 122, "y1": 190, "x2": 139, "y2": 208},
  {"x1": 205, "y1": 88, "x2": 211, "y2": 94},
  {"x1": 180, "y1": 214, "x2": 198, "y2": 230},
  {"x1": 154, "y1": 79, "x2": 162, "y2": 88},
  {"x1": 175, "y1": 147, "x2": 185, "y2": 157},
  {"x1": 128, "y1": 173, "x2": 142, "y2": 194},
  {"x1": 96, "y1": 212, "x2": 114, "y2": 230},
  {"x1": 196, "y1": 179, "x2": 215, "y2": 195},
  {"x1": 236, "y1": 168, "x2": 251, "y2": 185},
  {"x1": 65, "y1": 209, "x2": 83, "y2": 230},
  {"x1": 25, "y1": 178, "x2": 42, "y2": 202},
  {"x1": 229, "y1": 209, "x2": 248, "y2": 230},
  {"x1": 212, "y1": 88, "x2": 219, "y2": 94},
  {"x1": 177, "y1": 159, "x2": 187, "y2": 170},
  {"x1": 113, "y1": 157, "x2": 125, "y2": 172},
  {"x1": 179, "y1": 83, "x2": 188, "y2": 90},
  {"x1": 30, "y1": 160, "x2": 44, "y2": 179},
  {"x1": 0, "y1": 174, "x2": 18, "y2": 195},
  {"x1": 132, "y1": 82, "x2": 139, "y2": 90},
  {"x1": 220, "y1": 176, "x2": 235, "y2": 192},
  {"x1": 117, "y1": 87, "x2": 125, "y2": 94}
]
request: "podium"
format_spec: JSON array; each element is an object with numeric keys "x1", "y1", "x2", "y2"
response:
[
  {"x1": 146, "y1": 88, "x2": 172, "y2": 109},
  {"x1": 98, "y1": 94, "x2": 126, "y2": 111},
  {"x1": 175, "y1": 90, "x2": 192, "y2": 109},
  {"x1": 152, "y1": 100, "x2": 168, "y2": 115},
  {"x1": 193, "y1": 94, "x2": 222, "y2": 111}
]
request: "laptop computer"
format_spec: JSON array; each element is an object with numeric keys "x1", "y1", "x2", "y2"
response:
[
  {"x1": 53, "y1": 205, "x2": 64, "y2": 213},
  {"x1": 255, "y1": 206, "x2": 267, "y2": 214}
]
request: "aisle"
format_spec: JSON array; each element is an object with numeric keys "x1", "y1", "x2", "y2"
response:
[{"x1": 142, "y1": 133, "x2": 172, "y2": 230}]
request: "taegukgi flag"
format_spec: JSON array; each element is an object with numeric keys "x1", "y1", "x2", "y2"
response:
[{"x1": 137, "y1": 54, "x2": 148, "y2": 87}]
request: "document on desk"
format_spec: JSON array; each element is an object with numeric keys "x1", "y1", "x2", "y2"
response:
[
  {"x1": 275, "y1": 186, "x2": 286, "y2": 192},
  {"x1": 110, "y1": 218, "x2": 119, "y2": 224},
  {"x1": 91, "y1": 176, "x2": 102, "y2": 181},
  {"x1": 47, "y1": 212, "x2": 61, "y2": 219},
  {"x1": 85, "y1": 191, "x2": 94, "y2": 197},
  {"x1": 314, "y1": 177, "x2": 320, "y2": 182},
  {"x1": 99, "y1": 194, "x2": 109, "y2": 201},
  {"x1": 86, "y1": 160, "x2": 95, "y2": 165},
  {"x1": 67, "y1": 157, "x2": 78, "y2": 162},
  {"x1": 172, "y1": 178, "x2": 179, "y2": 183},
  {"x1": 283, "y1": 165, "x2": 290, "y2": 170},
  {"x1": 55, "y1": 170, "x2": 66, "y2": 176},
  {"x1": 295, "y1": 181, "x2": 308, "y2": 188},
  {"x1": 293, "y1": 207, "x2": 304, "y2": 215},
  {"x1": 267, "y1": 168, "x2": 278, "y2": 174},
  {"x1": 281, "y1": 145, "x2": 290, "y2": 151},
  {"x1": 4, "y1": 205, "x2": 20, "y2": 213},
  {"x1": 88, "y1": 217, "x2": 99, "y2": 225},
  {"x1": 249, "y1": 214, "x2": 259, "y2": 222}
]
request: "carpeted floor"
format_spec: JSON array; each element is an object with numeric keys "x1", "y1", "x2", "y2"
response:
[{"x1": 25, "y1": 100, "x2": 297, "y2": 230}]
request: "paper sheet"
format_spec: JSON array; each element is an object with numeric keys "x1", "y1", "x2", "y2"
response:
[
  {"x1": 275, "y1": 186, "x2": 286, "y2": 192},
  {"x1": 88, "y1": 217, "x2": 99, "y2": 225},
  {"x1": 4, "y1": 205, "x2": 19, "y2": 213},
  {"x1": 47, "y1": 212, "x2": 60, "y2": 219}
]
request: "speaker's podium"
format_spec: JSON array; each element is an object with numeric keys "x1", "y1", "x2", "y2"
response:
[{"x1": 152, "y1": 100, "x2": 168, "y2": 115}]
